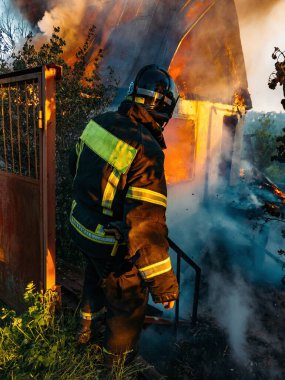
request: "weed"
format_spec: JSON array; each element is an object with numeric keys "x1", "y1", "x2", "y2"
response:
[
  {"x1": 0, "y1": 283, "x2": 104, "y2": 379},
  {"x1": 0, "y1": 283, "x2": 142, "y2": 379}
]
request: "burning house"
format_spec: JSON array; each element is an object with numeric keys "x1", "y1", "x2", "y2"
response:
[
  {"x1": 0, "y1": 1, "x2": 284, "y2": 377},
  {"x1": 94, "y1": 0, "x2": 252, "y2": 203},
  {"x1": 7, "y1": 1, "x2": 284, "y2": 297},
  {"x1": 14, "y1": 0, "x2": 252, "y2": 197}
]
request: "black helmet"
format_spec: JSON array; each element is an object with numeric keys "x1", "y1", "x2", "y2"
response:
[{"x1": 127, "y1": 64, "x2": 179, "y2": 124}]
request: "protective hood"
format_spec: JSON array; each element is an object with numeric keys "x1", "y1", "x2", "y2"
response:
[{"x1": 118, "y1": 100, "x2": 167, "y2": 149}]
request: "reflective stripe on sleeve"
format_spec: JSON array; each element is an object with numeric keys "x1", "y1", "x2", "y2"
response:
[
  {"x1": 80, "y1": 120, "x2": 137, "y2": 174},
  {"x1": 126, "y1": 186, "x2": 167, "y2": 208},
  {"x1": 80, "y1": 310, "x2": 97, "y2": 321},
  {"x1": 139, "y1": 257, "x2": 172, "y2": 279},
  {"x1": 102, "y1": 168, "x2": 121, "y2": 216}
]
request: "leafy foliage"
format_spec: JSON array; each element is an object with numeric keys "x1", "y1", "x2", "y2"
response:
[
  {"x1": 272, "y1": 127, "x2": 285, "y2": 163},
  {"x1": 0, "y1": 283, "x2": 143, "y2": 379},
  {"x1": 1, "y1": 25, "x2": 118, "y2": 263},
  {"x1": 0, "y1": 283, "x2": 103, "y2": 379},
  {"x1": 251, "y1": 114, "x2": 277, "y2": 171}
]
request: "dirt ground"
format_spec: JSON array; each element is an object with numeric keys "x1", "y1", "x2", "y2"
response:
[
  {"x1": 58, "y1": 256, "x2": 285, "y2": 380},
  {"x1": 139, "y1": 284, "x2": 285, "y2": 380}
]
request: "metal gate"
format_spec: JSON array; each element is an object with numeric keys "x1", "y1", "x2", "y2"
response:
[{"x1": 0, "y1": 65, "x2": 61, "y2": 310}]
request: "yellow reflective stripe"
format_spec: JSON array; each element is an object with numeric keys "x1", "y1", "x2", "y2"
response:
[
  {"x1": 126, "y1": 186, "x2": 167, "y2": 208},
  {"x1": 126, "y1": 96, "x2": 145, "y2": 104},
  {"x1": 139, "y1": 257, "x2": 172, "y2": 279},
  {"x1": 80, "y1": 120, "x2": 137, "y2": 174},
  {"x1": 80, "y1": 310, "x2": 97, "y2": 320},
  {"x1": 75, "y1": 140, "x2": 84, "y2": 173},
  {"x1": 95, "y1": 224, "x2": 105, "y2": 236},
  {"x1": 70, "y1": 215, "x2": 116, "y2": 245},
  {"x1": 102, "y1": 168, "x2": 120, "y2": 215},
  {"x1": 103, "y1": 208, "x2": 113, "y2": 216},
  {"x1": 71, "y1": 199, "x2": 77, "y2": 211}
]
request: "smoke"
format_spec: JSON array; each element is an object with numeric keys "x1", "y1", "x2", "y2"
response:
[
  {"x1": 11, "y1": 0, "x2": 285, "y2": 112},
  {"x1": 11, "y1": 0, "x2": 51, "y2": 25},
  {"x1": 10, "y1": 0, "x2": 153, "y2": 65},
  {"x1": 208, "y1": 272, "x2": 254, "y2": 362},
  {"x1": 166, "y1": 167, "x2": 285, "y2": 366},
  {"x1": 235, "y1": 0, "x2": 281, "y2": 22},
  {"x1": 235, "y1": 0, "x2": 285, "y2": 112}
]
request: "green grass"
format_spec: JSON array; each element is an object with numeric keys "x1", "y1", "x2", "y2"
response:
[{"x1": 0, "y1": 283, "x2": 141, "y2": 380}]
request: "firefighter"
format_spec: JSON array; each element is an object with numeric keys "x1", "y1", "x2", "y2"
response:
[{"x1": 69, "y1": 64, "x2": 180, "y2": 365}]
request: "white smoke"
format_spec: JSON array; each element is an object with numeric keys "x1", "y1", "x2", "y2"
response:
[
  {"x1": 235, "y1": 0, "x2": 285, "y2": 113},
  {"x1": 166, "y1": 162, "x2": 284, "y2": 364},
  {"x1": 207, "y1": 271, "x2": 254, "y2": 362}
]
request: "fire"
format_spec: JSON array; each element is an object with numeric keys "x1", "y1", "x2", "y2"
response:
[
  {"x1": 164, "y1": 117, "x2": 196, "y2": 184},
  {"x1": 272, "y1": 186, "x2": 285, "y2": 204},
  {"x1": 261, "y1": 180, "x2": 285, "y2": 205},
  {"x1": 239, "y1": 168, "x2": 245, "y2": 177},
  {"x1": 233, "y1": 93, "x2": 246, "y2": 115},
  {"x1": 164, "y1": 98, "x2": 237, "y2": 185}
]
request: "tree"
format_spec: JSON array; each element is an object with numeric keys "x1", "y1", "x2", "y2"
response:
[
  {"x1": 0, "y1": 0, "x2": 30, "y2": 67},
  {"x1": 271, "y1": 128, "x2": 285, "y2": 163},
  {"x1": 3, "y1": 26, "x2": 118, "y2": 261},
  {"x1": 252, "y1": 113, "x2": 277, "y2": 172},
  {"x1": 268, "y1": 47, "x2": 285, "y2": 166},
  {"x1": 268, "y1": 47, "x2": 285, "y2": 110}
]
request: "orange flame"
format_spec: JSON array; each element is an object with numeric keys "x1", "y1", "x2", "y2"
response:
[{"x1": 272, "y1": 186, "x2": 285, "y2": 204}]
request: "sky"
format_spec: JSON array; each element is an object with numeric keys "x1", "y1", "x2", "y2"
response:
[{"x1": 235, "y1": 0, "x2": 285, "y2": 113}]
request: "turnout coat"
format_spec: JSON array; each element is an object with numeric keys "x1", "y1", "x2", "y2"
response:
[{"x1": 69, "y1": 101, "x2": 179, "y2": 303}]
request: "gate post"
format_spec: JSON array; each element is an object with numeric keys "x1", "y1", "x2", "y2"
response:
[{"x1": 41, "y1": 65, "x2": 62, "y2": 292}]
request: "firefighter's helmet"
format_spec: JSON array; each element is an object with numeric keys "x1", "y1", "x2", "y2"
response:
[{"x1": 127, "y1": 64, "x2": 179, "y2": 124}]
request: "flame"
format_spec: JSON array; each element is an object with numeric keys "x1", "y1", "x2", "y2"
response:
[
  {"x1": 233, "y1": 92, "x2": 246, "y2": 115},
  {"x1": 164, "y1": 99, "x2": 235, "y2": 185},
  {"x1": 261, "y1": 180, "x2": 285, "y2": 205},
  {"x1": 164, "y1": 118, "x2": 196, "y2": 184},
  {"x1": 272, "y1": 186, "x2": 285, "y2": 204},
  {"x1": 239, "y1": 168, "x2": 245, "y2": 177},
  {"x1": 35, "y1": 1, "x2": 137, "y2": 65}
]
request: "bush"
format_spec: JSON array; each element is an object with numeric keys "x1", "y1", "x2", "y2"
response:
[
  {"x1": 0, "y1": 283, "x2": 144, "y2": 379},
  {"x1": 0, "y1": 283, "x2": 104, "y2": 379}
]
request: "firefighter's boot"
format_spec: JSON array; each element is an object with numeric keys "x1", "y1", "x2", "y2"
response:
[
  {"x1": 76, "y1": 317, "x2": 93, "y2": 345},
  {"x1": 76, "y1": 308, "x2": 106, "y2": 345}
]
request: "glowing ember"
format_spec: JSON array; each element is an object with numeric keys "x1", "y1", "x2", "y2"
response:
[{"x1": 272, "y1": 186, "x2": 285, "y2": 204}]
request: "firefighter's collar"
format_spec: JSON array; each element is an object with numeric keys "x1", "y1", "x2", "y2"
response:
[{"x1": 118, "y1": 100, "x2": 166, "y2": 149}]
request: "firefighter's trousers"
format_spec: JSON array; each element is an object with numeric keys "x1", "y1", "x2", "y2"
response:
[{"x1": 80, "y1": 252, "x2": 148, "y2": 359}]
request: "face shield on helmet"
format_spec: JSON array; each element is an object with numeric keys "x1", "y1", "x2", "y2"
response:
[{"x1": 126, "y1": 64, "x2": 180, "y2": 125}]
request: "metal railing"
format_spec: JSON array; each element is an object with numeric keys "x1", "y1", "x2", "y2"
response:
[
  {"x1": 144, "y1": 238, "x2": 201, "y2": 329},
  {"x1": 168, "y1": 238, "x2": 201, "y2": 327}
]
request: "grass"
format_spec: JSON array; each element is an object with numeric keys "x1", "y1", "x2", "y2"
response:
[{"x1": 0, "y1": 283, "x2": 141, "y2": 380}]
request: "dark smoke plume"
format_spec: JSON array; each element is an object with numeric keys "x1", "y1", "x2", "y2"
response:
[{"x1": 11, "y1": 0, "x2": 52, "y2": 25}]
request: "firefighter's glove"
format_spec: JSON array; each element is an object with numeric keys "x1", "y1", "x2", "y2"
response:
[
  {"x1": 104, "y1": 225, "x2": 124, "y2": 243},
  {"x1": 162, "y1": 301, "x2": 175, "y2": 309},
  {"x1": 146, "y1": 269, "x2": 179, "y2": 304}
]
